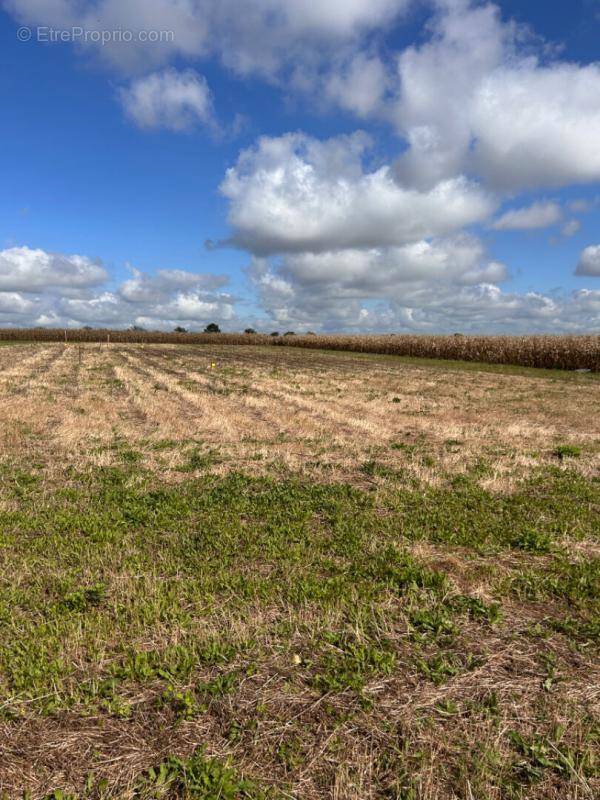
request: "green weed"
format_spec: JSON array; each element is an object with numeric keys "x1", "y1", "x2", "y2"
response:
[{"x1": 554, "y1": 444, "x2": 582, "y2": 460}]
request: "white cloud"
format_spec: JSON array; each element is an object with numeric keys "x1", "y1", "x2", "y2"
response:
[
  {"x1": 221, "y1": 132, "x2": 495, "y2": 255},
  {"x1": 248, "y1": 233, "x2": 513, "y2": 331},
  {"x1": 250, "y1": 252, "x2": 600, "y2": 333},
  {"x1": 491, "y1": 201, "x2": 562, "y2": 231},
  {"x1": 576, "y1": 245, "x2": 600, "y2": 277},
  {"x1": 0, "y1": 291, "x2": 37, "y2": 316},
  {"x1": 243, "y1": 217, "x2": 600, "y2": 334},
  {"x1": 160, "y1": 292, "x2": 235, "y2": 321},
  {"x1": 119, "y1": 267, "x2": 228, "y2": 303},
  {"x1": 0, "y1": 241, "x2": 596, "y2": 334},
  {"x1": 572, "y1": 288, "x2": 600, "y2": 314},
  {"x1": 0, "y1": 245, "x2": 239, "y2": 329},
  {"x1": 0, "y1": 246, "x2": 107, "y2": 292},
  {"x1": 214, "y1": 0, "x2": 410, "y2": 79},
  {"x1": 119, "y1": 68, "x2": 213, "y2": 131},
  {"x1": 393, "y1": 0, "x2": 507, "y2": 189},
  {"x1": 471, "y1": 63, "x2": 600, "y2": 190},
  {"x1": 57, "y1": 289, "x2": 236, "y2": 327},
  {"x1": 5, "y1": 0, "x2": 208, "y2": 73},
  {"x1": 4, "y1": 0, "x2": 76, "y2": 28},
  {"x1": 5, "y1": 3, "x2": 600, "y2": 334},
  {"x1": 9, "y1": 0, "x2": 600, "y2": 201},
  {"x1": 8, "y1": 0, "x2": 600, "y2": 198},
  {"x1": 58, "y1": 292, "x2": 124, "y2": 326},
  {"x1": 276, "y1": 236, "x2": 507, "y2": 291},
  {"x1": 5, "y1": 0, "x2": 411, "y2": 76},
  {"x1": 323, "y1": 53, "x2": 390, "y2": 118},
  {"x1": 392, "y1": 0, "x2": 600, "y2": 192}
]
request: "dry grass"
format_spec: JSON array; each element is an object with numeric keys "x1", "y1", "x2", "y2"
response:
[
  {"x1": 0, "y1": 344, "x2": 598, "y2": 800},
  {"x1": 0, "y1": 342, "x2": 597, "y2": 486},
  {"x1": 0, "y1": 329, "x2": 598, "y2": 371}
]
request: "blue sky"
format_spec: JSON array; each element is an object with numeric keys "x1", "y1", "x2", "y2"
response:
[{"x1": 1, "y1": 0, "x2": 600, "y2": 332}]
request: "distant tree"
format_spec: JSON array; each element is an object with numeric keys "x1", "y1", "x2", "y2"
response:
[
  {"x1": 204, "y1": 323, "x2": 221, "y2": 333},
  {"x1": 270, "y1": 331, "x2": 280, "y2": 337},
  {"x1": 130, "y1": 325, "x2": 146, "y2": 331},
  {"x1": 173, "y1": 326, "x2": 188, "y2": 333},
  {"x1": 82, "y1": 325, "x2": 94, "y2": 331},
  {"x1": 306, "y1": 331, "x2": 317, "y2": 336},
  {"x1": 283, "y1": 331, "x2": 296, "y2": 336},
  {"x1": 244, "y1": 328, "x2": 256, "y2": 334}
]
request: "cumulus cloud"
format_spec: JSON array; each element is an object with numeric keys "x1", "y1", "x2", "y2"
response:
[
  {"x1": 471, "y1": 64, "x2": 600, "y2": 190},
  {"x1": 213, "y1": 0, "x2": 410, "y2": 79},
  {"x1": 323, "y1": 53, "x2": 390, "y2": 118},
  {"x1": 5, "y1": 2, "x2": 600, "y2": 334},
  {"x1": 8, "y1": 0, "x2": 600, "y2": 197},
  {"x1": 157, "y1": 293, "x2": 235, "y2": 322},
  {"x1": 0, "y1": 247, "x2": 107, "y2": 292},
  {"x1": 491, "y1": 201, "x2": 562, "y2": 231},
  {"x1": 0, "y1": 246, "x2": 238, "y2": 329},
  {"x1": 276, "y1": 236, "x2": 507, "y2": 291},
  {"x1": 119, "y1": 267, "x2": 228, "y2": 303},
  {"x1": 0, "y1": 242, "x2": 596, "y2": 334},
  {"x1": 4, "y1": 0, "x2": 411, "y2": 76},
  {"x1": 115, "y1": 265, "x2": 235, "y2": 325},
  {"x1": 8, "y1": 0, "x2": 600, "y2": 200},
  {"x1": 243, "y1": 215, "x2": 599, "y2": 334},
  {"x1": 576, "y1": 245, "x2": 600, "y2": 277},
  {"x1": 221, "y1": 132, "x2": 495, "y2": 255},
  {"x1": 4, "y1": 0, "x2": 76, "y2": 28},
  {"x1": 58, "y1": 289, "x2": 236, "y2": 328},
  {"x1": 247, "y1": 233, "x2": 515, "y2": 331},
  {"x1": 119, "y1": 68, "x2": 213, "y2": 131},
  {"x1": 0, "y1": 292, "x2": 37, "y2": 316},
  {"x1": 4, "y1": 0, "x2": 205, "y2": 73},
  {"x1": 218, "y1": 117, "x2": 597, "y2": 332},
  {"x1": 393, "y1": 0, "x2": 507, "y2": 189},
  {"x1": 393, "y1": 0, "x2": 600, "y2": 192},
  {"x1": 250, "y1": 251, "x2": 600, "y2": 333}
]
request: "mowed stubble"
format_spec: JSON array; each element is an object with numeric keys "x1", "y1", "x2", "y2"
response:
[
  {"x1": 0, "y1": 343, "x2": 598, "y2": 800},
  {"x1": 0, "y1": 342, "x2": 597, "y2": 487}
]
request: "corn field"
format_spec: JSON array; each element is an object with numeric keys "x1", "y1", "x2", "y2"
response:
[
  {"x1": 0, "y1": 328, "x2": 598, "y2": 371},
  {"x1": 273, "y1": 334, "x2": 600, "y2": 371}
]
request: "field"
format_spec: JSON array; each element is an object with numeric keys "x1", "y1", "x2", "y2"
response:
[
  {"x1": 0, "y1": 329, "x2": 598, "y2": 372},
  {"x1": 0, "y1": 343, "x2": 598, "y2": 800}
]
